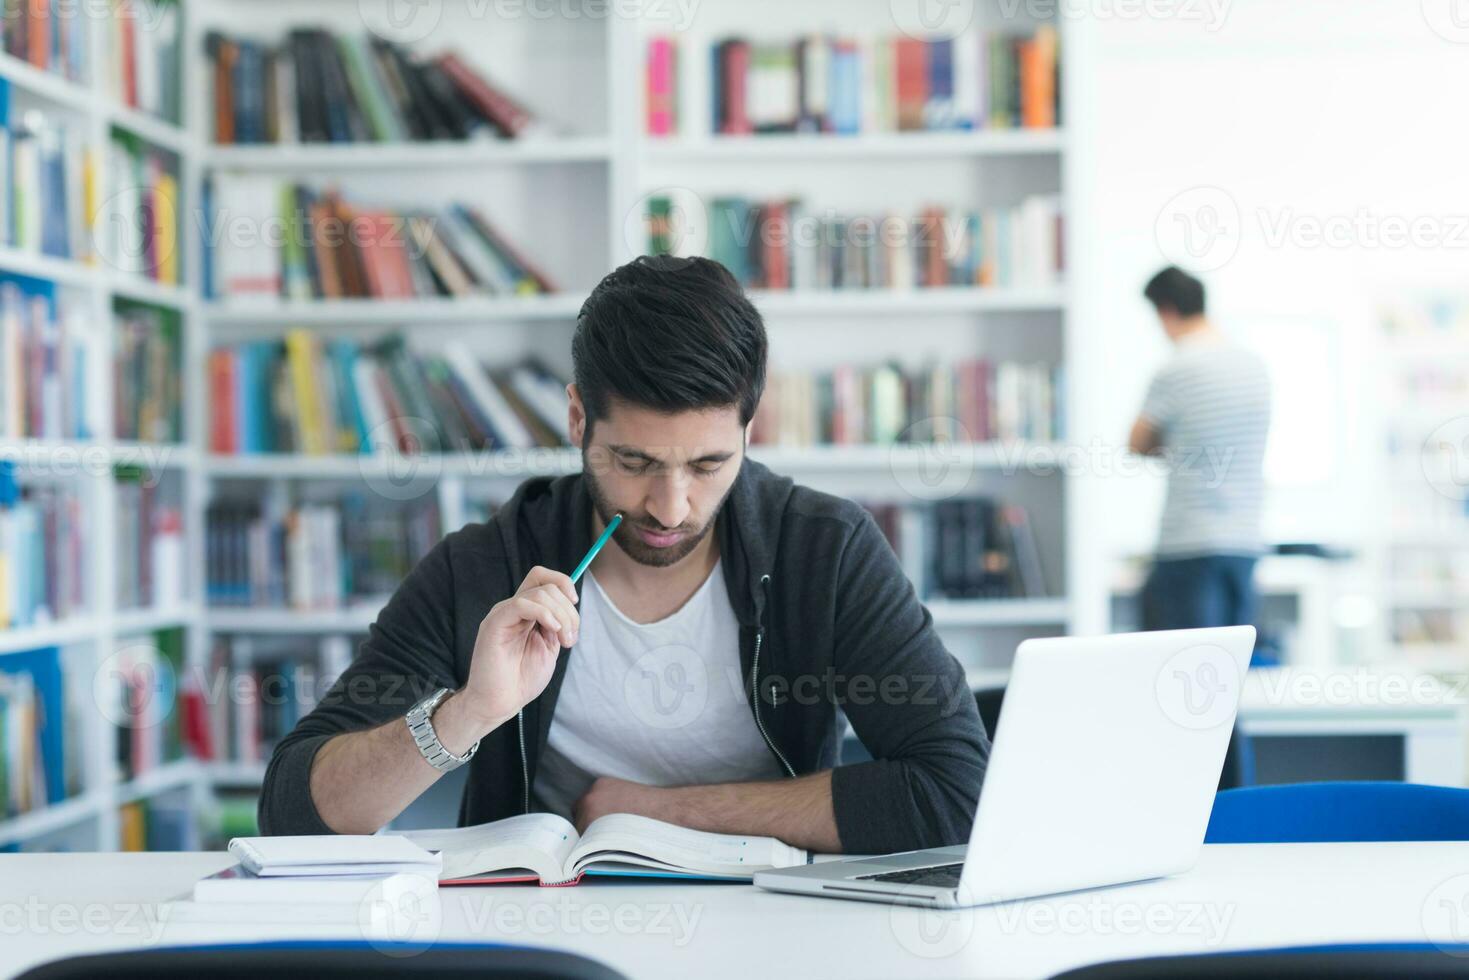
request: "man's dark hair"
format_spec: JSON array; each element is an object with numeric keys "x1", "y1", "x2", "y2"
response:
[
  {"x1": 1143, "y1": 266, "x2": 1206, "y2": 318},
  {"x1": 573, "y1": 255, "x2": 767, "y2": 442}
]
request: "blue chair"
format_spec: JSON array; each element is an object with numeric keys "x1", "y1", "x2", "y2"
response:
[
  {"x1": 1205, "y1": 781, "x2": 1469, "y2": 844},
  {"x1": 1050, "y1": 943, "x2": 1469, "y2": 978},
  {"x1": 15, "y1": 940, "x2": 629, "y2": 979}
]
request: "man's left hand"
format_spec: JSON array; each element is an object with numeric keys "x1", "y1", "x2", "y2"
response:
[{"x1": 573, "y1": 776, "x2": 672, "y2": 833}]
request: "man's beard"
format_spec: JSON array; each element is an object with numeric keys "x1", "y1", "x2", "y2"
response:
[{"x1": 582, "y1": 457, "x2": 732, "y2": 568}]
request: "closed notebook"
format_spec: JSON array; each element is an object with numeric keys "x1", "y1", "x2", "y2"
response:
[
  {"x1": 400, "y1": 812, "x2": 807, "y2": 886},
  {"x1": 193, "y1": 865, "x2": 437, "y2": 904},
  {"x1": 227, "y1": 834, "x2": 442, "y2": 877}
]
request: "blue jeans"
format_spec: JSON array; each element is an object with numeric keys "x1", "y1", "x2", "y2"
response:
[{"x1": 1142, "y1": 554, "x2": 1259, "y2": 789}]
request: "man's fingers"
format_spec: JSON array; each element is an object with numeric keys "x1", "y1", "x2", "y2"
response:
[
  {"x1": 521, "y1": 589, "x2": 578, "y2": 648},
  {"x1": 521, "y1": 565, "x2": 579, "y2": 605}
]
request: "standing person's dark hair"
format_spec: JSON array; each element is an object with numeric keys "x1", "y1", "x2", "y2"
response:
[
  {"x1": 573, "y1": 255, "x2": 768, "y2": 449},
  {"x1": 1143, "y1": 266, "x2": 1206, "y2": 318}
]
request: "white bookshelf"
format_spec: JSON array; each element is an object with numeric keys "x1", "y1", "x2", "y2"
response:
[
  {"x1": 4, "y1": 0, "x2": 1086, "y2": 841},
  {"x1": 0, "y1": 5, "x2": 207, "y2": 850}
]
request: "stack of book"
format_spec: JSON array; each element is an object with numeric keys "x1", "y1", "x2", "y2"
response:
[
  {"x1": 114, "y1": 301, "x2": 182, "y2": 444},
  {"x1": 206, "y1": 493, "x2": 440, "y2": 611},
  {"x1": 1, "y1": 0, "x2": 88, "y2": 83},
  {"x1": 0, "y1": 276, "x2": 93, "y2": 441},
  {"x1": 105, "y1": 0, "x2": 183, "y2": 124},
  {"x1": 204, "y1": 179, "x2": 555, "y2": 302},
  {"x1": 208, "y1": 334, "x2": 571, "y2": 456},
  {"x1": 0, "y1": 86, "x2": 92, "y2": 261},
  {"x1": 0, "y1": 466, "x2": 87, "y2": 630},
  {"x1": 0, "y1": 646, "x2": 88, "y2": 819},
  {"x1": 646, "y1": 27, "x2": 1059, "y2": 136},
  {"x1": 865, "y1": 497, "x2": 1049, "y2": 600},
  {"x1": 115, "y1": 466, "x2": 183, "y2": 612},
  {"x1": 650, "y1": 195, "x2": 1063, "y2": 291},
  {"x1": 106, "y1": 627, "x2": 186, "y2": 781},
  {"x1": 751, "y1": 359, "x2": 1062, "y2": 447},
  {"x1": 99, "y1": 133, "x2": 181, "y2": 286},
  {"x1": 207, "y1": 30, "x2": 536, "y2": 144},
  {"x1": 192, "y1": 636, "x2": 354, "y2": 766}
]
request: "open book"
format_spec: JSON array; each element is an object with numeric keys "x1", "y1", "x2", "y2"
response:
[{"x1": 400, "y1": 812, "x2": 808, "y2": 886}]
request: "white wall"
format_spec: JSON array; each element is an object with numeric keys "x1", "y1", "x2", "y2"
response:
[{"x1": 1066, "y1": 0, "x2": 1469, "y2": 631}]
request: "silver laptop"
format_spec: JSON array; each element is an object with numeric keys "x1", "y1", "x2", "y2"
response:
[{"x1": 755, "y1": 626, "x2": 1255, "y2": 908}]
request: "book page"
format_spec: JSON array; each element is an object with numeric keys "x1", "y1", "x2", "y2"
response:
[
  {"x1": 567, "y1": 813, "x2": 807, "y2": 880},
  {"x1": 400, "y1": 812, "x2": 579, "y2": 882}
]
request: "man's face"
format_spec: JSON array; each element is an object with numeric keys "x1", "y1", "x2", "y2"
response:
[{"x1": 573, "y1": 391, "x2": 746, "y2": 568}]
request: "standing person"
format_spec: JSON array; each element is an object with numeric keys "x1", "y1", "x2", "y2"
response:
[{"x1": 1129, "y1": 266, "x2": 1272, "y2": 786}]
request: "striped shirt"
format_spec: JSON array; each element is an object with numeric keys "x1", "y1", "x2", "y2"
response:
[{"x1": 1140, "y1": 332, "x2": 1272, "y2": 557}]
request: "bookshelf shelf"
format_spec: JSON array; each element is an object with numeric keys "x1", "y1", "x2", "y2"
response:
[
  {"x1": 747, "y1": 287, "x2": 1066, "y2": 316},
  {"x1": 642, "y1": 129, "x2": 1065, "y2": 161},
  {"x1": 0, "y1": 792, "x2": 102, "y2": 848},
  {"x1": 203, "y1": 137, "x2": 613, "y2": 172},
  {"x1": 107, "y1": 104, "x2": 194, "y2": 155},
  {"x1": 114, "y1": 759, "x2": 200, "y2": 806},
  {"x1": 0, "y1": 247, "x2": 95, "y2": 289},
  {"x1": 113, "y1": 604, "x2": 202, "y2": 636},
  {"x1": 207, "y1": 604, "x2": 385, "y2": 635},
  {"x1": 928, "y1": 598, "x2": 1071, "y2": 628},
  {"x1": 204, "y1": 294, "x2": 586, "y2": 327},
  {"x1": 209, "y1": 761, "x2": 268, "y2": 786},
  {"x1": 0, "y1": 53, "x2": 91, "y2": 113},
  {"x1": 0, "y1": 618, "x2": 99, "y2": 656},
  {"x1": 109, "y1": 274, "x2": 195, "y2": 311}
]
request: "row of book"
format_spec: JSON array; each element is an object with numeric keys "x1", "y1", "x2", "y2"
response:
[
  {"x1": 119, "y1": 798, "x2": 194, "y2": 851},
  {"x1": 115, "y1": 468, "x2": 183, "y2": 612},
  {"x1": 108, "y1": 627, "x2": 186, "y2": 781},
  {"x1": 647, "y1": 28, "x2": 1058, "y2": 136},
  {"x1": 106, "y1": 0, "x2": 183, "y2": 124},
  {"x1": 115, "y1": 301, "x2": 182, "y2": 444},
  {"x1": 650, "y1": 195, "x2": 1064, "y2": 291},
  {"x1": 0, "y1": 646, "x2": 87, "y2": 819},
  {"x1": 0, "y1": 467, "x2": 86, "y2": 631},
  {"x1": 97, "y1": 133, "x2": 181, "y2": 286},
  {"x1": 0, "y1": 276, "x2": 92, "y2": 441},
  {"x1": 865, "y1": 497, "x2": 1049, "y2": 600},
  {"x1": 1, "y1": 0, "x2": 88, "y2": 83},
  {"x1": 204, "y1": 179, "x2": 555, "y2": 302},
  {"x1": 206, "y1": 494, "x2": 440, "y2": 611},
  {"x1": 192, "y1": 636, "x2": 353, "y2": 767},
  {"x1": 207, "y1": 29, "x2": 535, "y2": 144},
  {"x1": 0, "y1": 89, "x2": 90, "y2": 262},
  {"x1": 208, "y1": 334, "x2": 571, "y2": 456},
  {"x1": 750, "y1": 360, "x2": 1063, "y2": 447}
]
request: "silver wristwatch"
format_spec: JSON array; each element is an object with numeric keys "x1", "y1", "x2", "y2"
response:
[{"x1": 406, "y1": 687, "x2": 480, "y2": 772}]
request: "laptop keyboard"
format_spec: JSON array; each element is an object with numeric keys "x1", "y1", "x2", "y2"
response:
[{"x1": 854, "y1": 862, "x2": 964, "y2": 889}]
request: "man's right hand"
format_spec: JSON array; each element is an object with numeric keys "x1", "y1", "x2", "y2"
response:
[{"x1": 452, "y1": 566, "x2": 581, "y2": 733}]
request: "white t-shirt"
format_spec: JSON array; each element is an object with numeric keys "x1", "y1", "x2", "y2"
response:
[{"x1": 531, "y1": 559, "x2": 783, "y2": 819}]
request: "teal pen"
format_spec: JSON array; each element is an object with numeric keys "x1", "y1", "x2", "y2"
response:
[{"x1": 570, "y1": 513, "x2": 622, "y2": 583}]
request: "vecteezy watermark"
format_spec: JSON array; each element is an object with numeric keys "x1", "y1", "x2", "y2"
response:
[
  {"x1": 454, "y1": 893, "x2": 704, "y2": 947},
  {"x1": 358, "y1": 0, "x2": 702, "y2": 44},
  {"x1": 94, "y1": 643, "x2": 177, "y2": 730},
  {"x1": 0, "y1": 443, "x2": 175, "y2": 488},
  {"x1": 1154, "y1": 186, "x2": 1242, "y2": 272},
  {"x1": 891, "y1": 0, "x2": 1231, "y2": 39},
  {"x1": 1422, "y1": 873, "x2": 1469, "y2": 954},
  {"x1": 1155, "y1": 643, "x2": 1240, "y2": 730},
  {"x1": 624, "y1": 644, "x2": 711, "y2": 730},
  {"x1": 1422, "y1": 416, "x2": 1469, "y2": 502},
  {"x1": 890, "y1": 418, "x2": 978, "y2": 501},
  {"x1": 0, "y1": 898, "x2": 172, "y2": 942},
  {"x1": 625, "y1": 187, "x2": 708, "y2": 260},
  {"x1": 1253, "y1": 667, "x2": 1469, "y2": 711},
  {"x1": 357, "y1": 872, "x2": 443, "y2": 956},
  {"x1": 361, "y1": 417, "x2": 445, "y2": 503},
  {"x1": 5, "y1": 0, "x2": 174, "y2": 31},
  {"x1": 1421, "y1": 0, "x2": 1469, "y2": 43},
  {"x1": 890, "y1": 0, "x2": 976, "y2": 40}
]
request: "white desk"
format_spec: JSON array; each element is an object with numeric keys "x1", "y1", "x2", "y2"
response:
[{"x1": 4, "y1": 844, "x2": 1469, "y2": 979}]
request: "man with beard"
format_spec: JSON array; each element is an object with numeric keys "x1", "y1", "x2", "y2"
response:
[{"x1": 258, "y1": 256, "x2": 989, "y2": 854}]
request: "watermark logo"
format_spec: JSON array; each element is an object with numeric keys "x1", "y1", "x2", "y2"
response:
[
  {"x1": 890, "y1": 889, "x2": 977, "y2": 959},
  {"x1": 359, "y1": 0, "x2": 444, "y2": 43},
  {"x1": 357, "y1": 872, "x2": 443, "y2": 956},
  {"x1": 1156, "y1": 643, "x2": 1239, "y2": 730},
  {"x1": 1154, "y1": 185, "x2": 1241, "y2": 272},
  {"x1": 92, "y1": 187, "x2": 179, "y2": 280},
  {"x1": 361, "y1": 416, "x2": 443, "y2": 502},
  {"x1": 625, "y1": 187, "x2": 707, "y2": 260},
  {"x1": 890, "y1": 417, "x2": 976, "y2": 501},
  {"x1": 94, "y1": 643, "x2": 176, "y2": 730},
  {"x1": 1422, "y1": 0, "x2": 1469, "y2": 42},
  {"x1": 890, "y1": 0, "x2": 975, "y2": 40},
  {"x1": 1423, "y1": 873, "x2": 1469, "y2": 954},
  {"x1": 625, "y1": 644, "x2": 709, "y2": 730},
  {"x1": 1422, "y1": 416, "x2": 1469, "y2": 501}
]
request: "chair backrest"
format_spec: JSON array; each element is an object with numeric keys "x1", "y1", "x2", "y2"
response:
[
  {"x1": 1049, "y1": 944, "x2": 1469, "y2": 978},
  {"x1": 1205, "y1": 781, "x2": 1469, "y2": 844},
  {"x1": 15, "y1": 941, "x2": 630, "y2": 980}
]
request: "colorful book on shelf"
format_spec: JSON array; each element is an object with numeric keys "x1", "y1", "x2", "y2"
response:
[
  {"x1": 98, "y1": 133, "x2": 181, "y2": 286},
  {"x1": 0, "y1": 275, "x2": 92, "y2": 441},
  {"x1": 206, "y1": 28, "x2": 541, "y2": 144},
  {"x1": 106, "y1": 0, "x2": 182, "y2": 125},
  {"x1": 400, "y1": 812, "x2": 807, "y2": 886},
  {"x1": 645, "y1": 37, "x2": 677, "y2": 136},
  {"x1": 1, "y1": 0, "x2": 87, "y2": 82},
  {"x1": 653, "y1": 195, "x2": 1062, "y2": 291},
  {"x1": 0, "y1": 466, "x2": 86, "y2": 631},
  {"x1": 114, "y1": 301, "x2": 182, "y2": 443},
  {"x1": 685, "y1": 28, "x2": 1060, "y2": 137},
  {"x1": 862, "y1": 497, "x2": 1049, "y2": 601}
]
